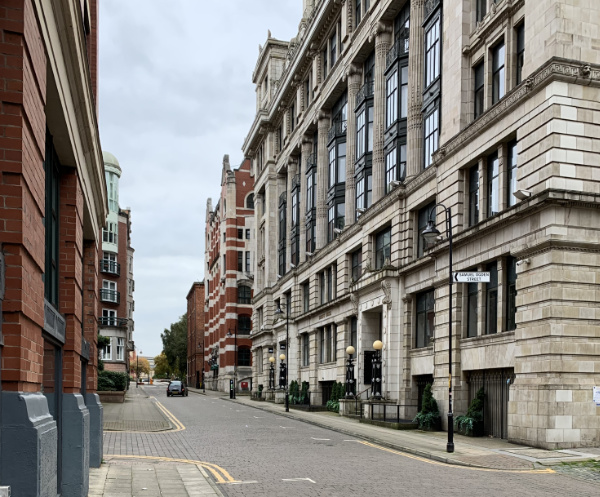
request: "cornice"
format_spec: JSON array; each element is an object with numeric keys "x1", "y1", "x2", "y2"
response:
[{"x1": 431, "y1": 58, "x2": 600, "y2": 167}]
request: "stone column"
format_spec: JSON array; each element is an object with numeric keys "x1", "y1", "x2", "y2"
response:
[
  {"x1": 316, "y1": 111, "x2": 330, "y2": 250},
  {"x1": 345, "y1": 64, "x2": 362, "y2": 224},
  {"x1": 371, "y1": 22, "x2": 393, "y2": 203},
  {"x1": 407, "y1": 0, "x2": 425, "y2": 179},
  {"x1": 300, "y1": 136, "x2": 312, "y2": 259}
]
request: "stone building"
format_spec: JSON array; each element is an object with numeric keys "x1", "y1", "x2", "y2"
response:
[
  {"x1": 204, "y1": 156, "x2": 255, "y2": 393},
  {"x1": 243, "y1": 0, "x2": 600, "y2": 449},
  {"x1": 187, "y1": 281, "x2": 206, "y2": 389},
  {"x1": 0, "y1": 0, "x2": 106, "y2": 495},
  {"x1": 98, "y1": 152, "x2": 135, "y2": 375}
]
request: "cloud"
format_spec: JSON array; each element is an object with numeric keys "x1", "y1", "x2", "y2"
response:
[{"x1": 99, "y1": 1, "x2": 301, "y2": 356}]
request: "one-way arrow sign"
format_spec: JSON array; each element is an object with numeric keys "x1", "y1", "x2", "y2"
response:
[{"x1": 453, "y1": 271, "x2": 490, "y2": 283}]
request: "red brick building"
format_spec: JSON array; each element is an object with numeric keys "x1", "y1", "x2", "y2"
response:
[
  {"x1": 204, "y1": 155, "x2": 254, "y2": 393},
  {"x1": 187, "y1": 281, "x2": 205, "y2": 388},
  {"x1": 0, "y1": 1, "x2": 106, "y2": 495}
]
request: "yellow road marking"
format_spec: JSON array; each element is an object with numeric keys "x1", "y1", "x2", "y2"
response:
[
  {"x1": 153, "y1": 398, "x2": 186, "y2": 432},
  {"x1": 357, "y1": 441, "x2": 555, "y2": 474},
  {"x1": 104, "y1": 454, "x2": 240, "y2": 484}
]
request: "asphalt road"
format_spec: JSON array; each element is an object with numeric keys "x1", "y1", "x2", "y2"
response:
[{"x1": 105, "y1": 384, "x2": 599, "y2": 497}]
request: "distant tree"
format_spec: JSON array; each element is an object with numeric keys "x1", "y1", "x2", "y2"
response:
[
  {"x1": 154, "y1": 353, "x2": 171, "y2": 378},
  {"x1": 137, "y1": 357, "x2": 150, "y2": 376},
  {"x1": 161, "y1": 313, "x2": 188, "y2": 378}
]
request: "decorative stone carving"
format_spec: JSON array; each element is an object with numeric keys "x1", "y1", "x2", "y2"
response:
[
  {"x1": 381, "y1": 281, "x2": 392, "y2": 309},
  {"x1": 350, "y1": 292, "x2": 359, "y2": 314}
]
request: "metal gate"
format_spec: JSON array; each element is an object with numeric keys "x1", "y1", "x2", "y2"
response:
[{"x1": 467, "y1": 368, "x2": 514, "y2": 439}]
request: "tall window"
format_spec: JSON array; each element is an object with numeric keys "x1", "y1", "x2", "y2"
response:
[
  {"x1": 278, "y1": 194, "x2": 286, "y2": 275},
  {"x1": 469, "y1": 165, "x2": 479, "y2": 226},
  {"x1": 102, "y1": 280, "x2": 118, "y2": 303},
  {"x1": 238, "y1": 315, "x2": 252, "y2": 334},
  {"x1": 506, "y1": 257, "x2": 517, "y2": 331},
  {"x1": 375, "y1": 228, "x2": 391, "y2": 269},
  {"x1": 302, "y1": 334, "x2": 310, "y2": 366},
  {"x1": 306, "y1": 170, "x2": 315, "y2": 211},
  {"x1": 351, "y1": 247, "x2": 362, "y2": 281},
  {"x1": 385, "y1": 149, "x2": 397, "y2": 193},
  {"x1": 101, "y1": 338, "x2": 112, "y2": 360},
  {"x1": 467, "y1": 282, "x2": 478, "y2": 338},
  {"x1": 356, "y1": 109, "x2": 366, "y2": 158},
  {"x1": 322, "y1": 48, "x2": 328, "y2": 79},
  {"x1": 507, "y1": 140, "x2": 518, "y2": 207},
  {"x1": 355, "y1": 171, "x2": 372, "y2": 217},
  {"x1": 417, "y1": 202, "x2": 436, "y2": 257},
  {"x1": 492, "y1": 41, "x2": 505, "y2": 104},
  {"x1": 356, "y1": 0, "x2": 362, "y2": 25},
  {"x1": 238, "y1": 348, "x2": 251, "y2": 367},
  {"x1": 246, "y1": 194, "x2": 254, "y2": 209},
  {"x1": 238, "y1": 251, "x2": 243, "y2": 272},
  {"x1": 487, "y1": 152, "x2": 499, "y2": 217},
  {"x1": 238, "y1": 286, "x2": 251, "y2": 304},
  {"x1": 416, "y1": 289, "x2": 434, "y2": 348},
  {"x1": 291, "y1": 185, "x2": 300, "y2": 266},
  {"x1": 425, "y1": 17, "x2": 441, "y2": 88},
  {"x1": 330, "y1": 31, "x2": 337, "y2": 67},
  {"x1": 386, "y1": 71, "x2": 398, "y2": 128},
  {"x1": 117, "y1": 337, "x2": 125, "y2": 360},
  {"x1": 106, "y1": 171, "x2": 119, "y2": 212},
  {"x1": 303, "y1": 281, "x2": 310, "y2": 312},
  {"x1": 516, "y1": 23, "x2": 525, "y2": 85},
  {"x1": 474, "y1": 61, "x2": 485, "y2": 119},
  {"x1": 476, "y1": 0, "x2": 487, "y2": 22},
  {"x1": 306, "y1": 221, "x2": 315, "y2": 254},
  {"x1": 245, "y1": 251, "x2": 251, "y2": 272},
  {"x1": 350, "y1": 317, "x2": 357, "y2": 349},
  {"x1": 400, "y1": 66, "x2": 408, "y2": 119},
  {"x1": 424, "y1": 109, "x2": 439, "y2": 168},
  {"x1": 485, "y1": 262, "x2": 498, "y2": 334}
]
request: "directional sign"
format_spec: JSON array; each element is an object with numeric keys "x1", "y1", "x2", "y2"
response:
[{"x1": 453, "y1": 271, "x2": 490, "y2": 283}]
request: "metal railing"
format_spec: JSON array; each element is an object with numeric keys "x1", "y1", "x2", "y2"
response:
[
  {"x1": 100, "y1": 289, "x2": 120, "y2": 304},
  {"x1": 100, "y1": 259, "x2": 120, "y2": 276},
  {"x1": 292, "y1": 173, "x2": 301, "y2": 190},
  {"x1": 98, "y1": 316, "x2": 128, "y2": 327},
  {"x1": 369, "y1": 403, "x2": 418, "y2": 423},
  {"x1": 327, "y1": 120, "x2": 347, "y2": 142},
  {"x1": 356, "y1": 80, "x2": 374, "y2": 107},
  {"x1": 306, "y1": 152, "x2": 317, "y2": 170},
  {"x1": 386, "y1": 34, "x2": 409, "y2": 70}
]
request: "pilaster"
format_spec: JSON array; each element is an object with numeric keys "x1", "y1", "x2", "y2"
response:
[
  {"x1": 316, "y1": 112, "x2": 330, "y2": 250},
  {"x1": 345, "y1": 64, "x2": 362, "y2": 223},
  {"x1": 407, "y1": 0, "x2": 425, "y2": 178}
]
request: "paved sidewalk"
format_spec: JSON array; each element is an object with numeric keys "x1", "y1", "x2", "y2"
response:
[
  {"x1": 188, "y1": 387, "x2": 600, "y2": 471},
  {"x1": 90, "y1": 387, "x2": 223, "y2": 496},
  {"x1": 103, "y1": 388, "x2": 172, "y2": 432}
]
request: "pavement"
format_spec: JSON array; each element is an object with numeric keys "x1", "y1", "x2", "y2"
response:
[{"x1": 89, "y1": 386, "x2": 600, "y2": 496}]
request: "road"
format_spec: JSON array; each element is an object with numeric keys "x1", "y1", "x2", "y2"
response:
[{"x1": 104, "y1": 384, "x2": 599, "y2": 497}]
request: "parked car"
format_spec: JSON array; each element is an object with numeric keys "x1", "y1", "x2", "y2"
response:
[{"x1": 167, "y1": 380, "x2": 187, "y2": 397}]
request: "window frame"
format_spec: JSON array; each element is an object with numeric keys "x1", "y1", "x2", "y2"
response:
[
  {"x1": 487, "y1": 152, "x2": 500, "y2": 217},
  {"x1": 237, "y1": 286, "x2": 252, "y2": 305},
  {"x1": 415, "y1": 289, "x2": 435, "y2": 348},
  {"x1": 485, "y1": 262, "x2": 498, "y2": 335},
  {"x1": 507, "y1": 140, "x2": 518, "y2": 207},
  {"x1": 492, "y1": 40, "x2": 506, "y2": 104},
  {"x1": 375, "y1": 227, "x2": 391, "y2": 269},
  {"x1": 474, "y1": 61, "x2": 485, "y2": 119},
  {"x1": 469, "y1": 164, "x2": 479, "y2": 226}
]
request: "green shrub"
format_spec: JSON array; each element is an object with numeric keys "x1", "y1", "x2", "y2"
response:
[
  {"x1": 455, "y1": 387, "x2": 485, "y2": 436},
  {"x1": 413, "y1": 384, "x2": 441, "y2": 430},
  {"x1": 98, "y1": 371, "x2": 128, "y2": 391}
]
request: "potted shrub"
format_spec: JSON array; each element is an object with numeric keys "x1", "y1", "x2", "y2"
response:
[
  {"x1": 455, "y1": 387, "x2": 485, "y2": 436},
  {"x1": 413, "y1": 384, "x2": 441, "y2": 431}
]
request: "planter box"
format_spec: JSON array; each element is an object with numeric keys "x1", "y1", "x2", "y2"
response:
[{"x1": 98, "y1": 391, "x2": 126, "y2": 403}]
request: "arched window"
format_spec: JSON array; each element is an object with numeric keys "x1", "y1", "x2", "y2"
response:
[
  {"x1": 238, "y1": 286, "x2": 251, "y2": 304},
  {"x1": 246, "y1": 193, "x2": 255, "y2": 209},
  {"x1": 238, "y1": 347, "x2": 251, "y2": 366}
]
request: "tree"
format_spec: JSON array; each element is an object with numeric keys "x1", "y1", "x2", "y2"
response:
[
  {"x1": 137, "y1": 357, "x2": 150, "y2": 376},
  {"x1": 154, "y1": 353, "x2": 171, "y2": 378},
  {"x1": 161, "y1": 313, "x2": 188, "y2": 378}
]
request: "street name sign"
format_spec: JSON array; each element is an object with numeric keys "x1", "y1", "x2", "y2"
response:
[{"x1": 453, "y1": 271, "x2": 490, "y2": 283}]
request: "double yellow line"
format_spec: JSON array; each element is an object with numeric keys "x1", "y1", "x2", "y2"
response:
[
  {"x1": 153, "y1": 399, "x2": 186, "y2": 431},
  {"x1": 104, "y1": 454, "x2": 239, "y2": 484}
]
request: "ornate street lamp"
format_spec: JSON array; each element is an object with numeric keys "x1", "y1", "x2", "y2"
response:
[
  {"x1": 371, "y1": 340, "x2": 383, "y2": 399},
  {"x1": 275, "y1": 305, "x2": 290, "y2": 412},
  {"x1": 279, "y1": 353, "x2": 289, "y2": 412},
  {"x1": 268, "y1": 356, "x2": 276, "y2": 390},
  {"x1": 421, "y1": 202, "x2": 454, "y2": 454},
  {"x1": 345, "y1": 345, "x2": 356, "y2": 397}
]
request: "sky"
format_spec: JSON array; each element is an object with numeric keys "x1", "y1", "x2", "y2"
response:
[{"x1": 98, "y1": 1, "x2": 303, "y2": 357}]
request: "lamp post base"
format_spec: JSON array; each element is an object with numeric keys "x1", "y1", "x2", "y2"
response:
[
  {"x1": 285, "y1": 392, "x2": 289, "y2": 412},
  {"x1": 447, "y1": 412, "x2": 454, "y2": 453}
]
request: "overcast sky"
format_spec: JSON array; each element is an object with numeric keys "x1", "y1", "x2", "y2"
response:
[{"x1": 98, "y1": 1, "x2": 302, "y2": 357}]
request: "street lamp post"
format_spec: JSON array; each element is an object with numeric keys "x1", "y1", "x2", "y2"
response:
[
  {"x1": 371, "y1": 340, "x2": 383, "y2": 399},
  {"x1": 274, "y1": 304, "x2": 290, "y2": 412},
  {"x1": 345, "y1": 346, "x2": 356, "y2": 397},
  {"x1": 421, "y1": 202, "x2": 454, "y2": 454},
  {"x1": 226, "y1": 328, "x2": 237, "y2": 399},
  {"x1": 135, "y1": 347, "x2": 143, "y2": 388}
]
